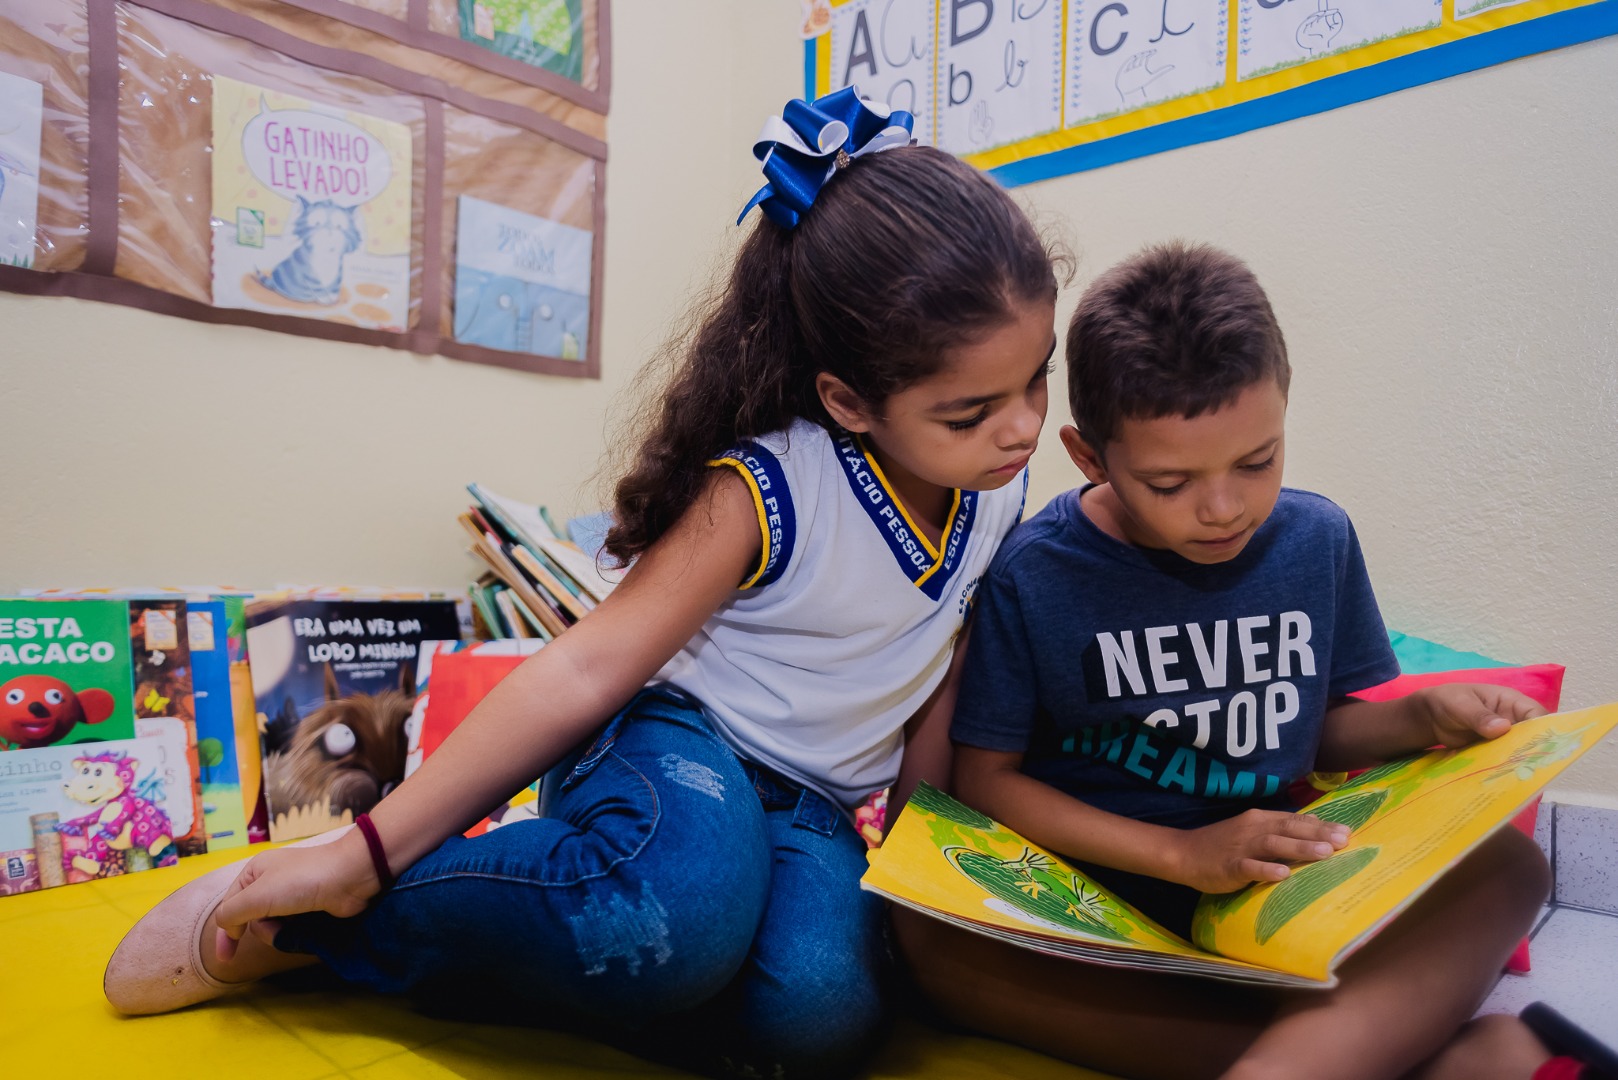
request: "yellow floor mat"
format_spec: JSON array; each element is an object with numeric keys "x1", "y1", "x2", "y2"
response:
[{"x1": 0, "y1": 845, "x2": 1117, "y2": 1080}]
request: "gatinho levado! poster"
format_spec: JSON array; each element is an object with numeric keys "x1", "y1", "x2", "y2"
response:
[{"x1": 211, "y1": 76, "x2": 414, "y2": 331}]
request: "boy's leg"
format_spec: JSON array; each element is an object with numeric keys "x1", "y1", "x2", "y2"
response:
[
  {"x1": 1226, "y1": 825, "x2": 1552, "y2": 1080},
  {"x1": 896, "y1": 826, "x2": 1552, "y2": 1080},
  {"x1": 643, "y1": 775, "x2": 892, "y2": 1080},
  {"x1": 894, "y1": 906, "x2": 1274, "y2": 1080},
  {"x1": 273, "y1": 688, "x2": 775, "y2": 1024}
]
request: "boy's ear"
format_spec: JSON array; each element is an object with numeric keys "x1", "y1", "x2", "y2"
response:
[
  {"x1": 1059, "y1": 425, "x2": 1110, "y2": 485},
  {"x1": 816, "y1": 373, "x2": 878, "y2": 433}
]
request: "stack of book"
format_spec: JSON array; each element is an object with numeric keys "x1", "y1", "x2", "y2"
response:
[
  {"x1": 1, "y1": 489, "x2": 612, "y2": 897},
  {"x1": 459, "y1": 484, "x2": 620, "y2": 641},
  {"x1": 1, "y1": 587, "x2": 463, "y2": 896}
]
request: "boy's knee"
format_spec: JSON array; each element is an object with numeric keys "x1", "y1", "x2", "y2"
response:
[{"x1": 1484, "y1": 825, "x2": 1552, "y2": 911}]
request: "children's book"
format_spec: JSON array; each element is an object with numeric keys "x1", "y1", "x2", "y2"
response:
[
  {"x1": 0, "y1": 722, "x2": 192, "y2": 895},
  {"x1": 246, "y1": 598, "x2": 461, "y2": 841},
  {"x1": 187, "y1": 601, "x2": 248, "y2": 850},
  {"x1": 0, "y1": 70, "x2": 43, "y2": 269},
  {"x1": 460, "y1": 515, "x2": 569, "y2": 638},
  {"x1": 211, "y1": 76, "x2": 414, "y2": 331},
  {"x1": 457, "y1": 0, "x2": 585, "y2": 82},
  {"x1": 453, "y1": 194, "x2": 591, "y2": 360},
  {"x1": 0, "y1": 599, "x2": 138, "y2": 751},
  {"x1": 127, "y1": 599, "x2": 208, "y2": 858},
  {"x1": 218, "y1": 593, "x2": 272, "y2": 843},
  {"x1": 18, "y1": 587, "x2": 270, "y2": 844},
  {"x1": 468, "y1": 483, "x2": 622, "y2": 602},
  {"x1": 866, "y1": 704, "x2": 1618, "y2": 989},
  {"x1": 403, "y1": 640, "x2": 546, "y2": 835},
  {"x1": 467, "y1": 576, "x2": 506, "y2": 640}
]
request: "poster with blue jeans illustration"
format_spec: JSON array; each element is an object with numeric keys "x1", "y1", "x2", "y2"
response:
[{"x1": 454, "y1": 195, "x2": 591, "y2": 361}]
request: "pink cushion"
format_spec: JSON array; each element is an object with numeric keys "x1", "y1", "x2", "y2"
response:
[
  {"x1": 1350, "y1": 663, "x2": 1565, "y2": 713},
  {"x1": 1349, "y1": 663, "x2": 1565, "y2": 973}
]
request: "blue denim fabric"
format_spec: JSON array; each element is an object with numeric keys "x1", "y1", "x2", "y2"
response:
[{"x1": 274, "y1": 687, "x2": 890, "y2": 1079}]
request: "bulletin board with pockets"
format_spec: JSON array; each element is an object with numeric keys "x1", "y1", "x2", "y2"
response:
[
  {"x1": 0, "y1": 0, "x2": 609, "y2": 378},
  {"x1": 801, "y1": 0, "x2": 1616, "y2": 187}
]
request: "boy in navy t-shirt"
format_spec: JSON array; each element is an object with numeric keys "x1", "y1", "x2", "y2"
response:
[{"x1": 900, "y1": 243, "x2": 1576, "y2": 1080}]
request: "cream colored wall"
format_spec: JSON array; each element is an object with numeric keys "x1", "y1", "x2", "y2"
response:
[
  {"x1": 1000, "y1": 38, "x2": 1618, "y2": 807},
  {"x1": 0, "y1": 1, "x2": 753, "y2": 590},
  {"x1": 2, "y1": 3, "x2": 1613, "y2": 803},
  {"x1": 722, "y1": 15, "x2": 1618, "y2": 804}
]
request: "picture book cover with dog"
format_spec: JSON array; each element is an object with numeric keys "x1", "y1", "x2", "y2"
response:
[
  {"x1": 403, "y1": 639, "x2": 545, "y2": 835},
  {"x1": 245, "y1": 599, "x2": 461, "y2": 841},
  {"x1": 0, "y1": 722, "x2": 191, "y2": 896},
  {"x1": 0, "y1": 599, "x2": 137, "y2": 751},
  {"x1": 454, "y1": 195, "x2": 591, "y2": 360},
  {"x1": 0, "y1": 69, "x2": 43, "y2": 268},
  {"x1": 211, "y1": 76, "x2": 413, "y2": 331},
  {"x1": 867, "y1": 704, "x2": 1618, "y2": 988}
]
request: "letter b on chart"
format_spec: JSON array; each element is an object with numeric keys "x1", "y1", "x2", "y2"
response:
[{"x1": 936, "y1": 0, "x2": 1063, "y2": 154}]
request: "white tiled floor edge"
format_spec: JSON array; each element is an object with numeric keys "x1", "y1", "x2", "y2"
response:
[
  {"x1": 1476, "y1": 801, "x2": 1618, "y2": 1051},
  {"x1": 1551, "y1": 802, "x2": 1618, "y2": 914}
]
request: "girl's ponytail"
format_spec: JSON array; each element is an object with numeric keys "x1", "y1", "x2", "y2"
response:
[
  {"x1": 604, "y1": 224, "x2": 803, "y2": 564},
  {"x1": 604, "y1": 144, "x2": 1062, "y2": 566}
]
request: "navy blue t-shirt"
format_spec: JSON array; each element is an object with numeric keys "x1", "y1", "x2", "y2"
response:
[{"x1": 952, "y1": 486, "x2": 1401, "y2": 831}]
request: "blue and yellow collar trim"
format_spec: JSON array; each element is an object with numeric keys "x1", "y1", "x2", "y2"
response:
[{"x1": 833, "y1": 432, "x2": 977, "y2": 602}]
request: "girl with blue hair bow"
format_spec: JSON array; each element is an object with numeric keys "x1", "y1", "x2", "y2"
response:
[{"x1": 105, "y1": 89, "x2": 1065, "y2": 1080}]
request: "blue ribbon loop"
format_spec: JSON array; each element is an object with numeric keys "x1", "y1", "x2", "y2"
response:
[{"x1": 738, "y1": 86, "x2": 915, "y2": 229}]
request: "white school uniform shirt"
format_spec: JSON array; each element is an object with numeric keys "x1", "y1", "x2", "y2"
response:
[{"x1": 654, "y1": 419, "x2": 1029, "y2": 809}]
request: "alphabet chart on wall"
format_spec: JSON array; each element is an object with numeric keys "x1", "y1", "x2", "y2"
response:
[
  {"x1": 1066, "y1": 0, "x2": 1226, "y2": 127},
  {"x1": 933, "y1": 0, "x2": 1062, "y2": 155},
  {"x1": 830, "y1": 0, "x2": 939, "y2": 143},
  {"x1": 806, "y1": 0, "x2": 1617, "y2": 185}
]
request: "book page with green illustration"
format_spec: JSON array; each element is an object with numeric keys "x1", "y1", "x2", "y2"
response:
[
  {"x1": 866, "y1": 703, "x2": 1618, "y2": 988},
  {"x1": 1192, "y1": 702, "x2": 1618, "y2": 981},
  {"x1": 865, "y1": 782, "x2": 1334, "y2": 987}
]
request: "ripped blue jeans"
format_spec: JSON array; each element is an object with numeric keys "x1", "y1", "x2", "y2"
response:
[{"x1": 274, "y1": 686, "x2": 890, "y2": 1079}]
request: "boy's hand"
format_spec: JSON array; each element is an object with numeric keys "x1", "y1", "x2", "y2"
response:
[
  {"x1": 1168, "y1": 810, "x2": 1350, "y2": 893},
  {"x1": 1416, "y1": 683, "x2": 1546, "y2": 749}
]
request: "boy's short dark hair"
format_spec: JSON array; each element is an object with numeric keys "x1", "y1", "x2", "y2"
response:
[{"x1": 1066, "y1": 242, "x2": 1291, "y2": 450}]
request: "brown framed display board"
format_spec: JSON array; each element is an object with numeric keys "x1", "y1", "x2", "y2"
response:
[{"x1": 0, "y1": 0, "x2": 608, "y2": 379}]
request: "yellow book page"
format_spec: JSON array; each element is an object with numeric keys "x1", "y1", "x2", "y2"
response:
[
  {"x1": 865, "y1": 783, "x2": 1291, "y2": 981},
  {"x1": 1194, "y1": 704, "x2": 1618, "y2": 981}
]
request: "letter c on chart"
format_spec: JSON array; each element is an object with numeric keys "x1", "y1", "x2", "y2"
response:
[{"x1": 1090, "y1": 3, "x2": 1129, "y2": 56}]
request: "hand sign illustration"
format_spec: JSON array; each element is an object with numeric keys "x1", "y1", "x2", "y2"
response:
[
  {"x1": 1115, "y1": 49, "x2": 1176, "y2": 105},
  {"x1": 968, "y1": 99, "x2": 995, "y2": 145},
  {"x1": 1296, "y1": 6, "x2": 1344, "y2": 55}
]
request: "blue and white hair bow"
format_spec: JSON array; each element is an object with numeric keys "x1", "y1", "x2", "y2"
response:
[{"x1": 738, "y1": 86, "x2": 915, "y2": 229}]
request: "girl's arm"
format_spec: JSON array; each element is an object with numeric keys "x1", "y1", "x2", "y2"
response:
[
  {"x1": 954, "y1": 745, "x2": 1349, "y2": 895},
  {"x1": 1315, "y1": 684, "x2": 1546, "y2": 772},
  {"x1": 888, "y1": 627, "x2": 972, "y2": 828},
  {"x1": 214, "y1": 472, "x2": 763, "y2": 946}
]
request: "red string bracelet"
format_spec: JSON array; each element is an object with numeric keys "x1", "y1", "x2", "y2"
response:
[{"x1": 354, "y1": 813, "x2": 395, "y2": 890}]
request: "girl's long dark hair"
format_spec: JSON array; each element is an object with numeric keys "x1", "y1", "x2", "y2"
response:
[{"x1": 603, "y1": 145, "x2": 1062, "y2": 566}]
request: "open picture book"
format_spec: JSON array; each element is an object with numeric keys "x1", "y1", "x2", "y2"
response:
[{"x1": 865, "y1": 703, "x2": 1618, "y2": 989}]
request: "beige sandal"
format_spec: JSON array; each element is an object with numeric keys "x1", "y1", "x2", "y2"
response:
[
  {"x1": 103, "y1": 825, "x2": 352, "y2": 1015},
  {"x1": 103, "y1": 860, "x2": 247, "y2": 1015}
]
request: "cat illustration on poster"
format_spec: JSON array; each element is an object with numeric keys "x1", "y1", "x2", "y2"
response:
[{"x1": 258, "y1": 196, "x2": 363, "y2": 306}]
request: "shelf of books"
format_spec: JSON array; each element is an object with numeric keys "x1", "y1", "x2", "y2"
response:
[{"x1": 1, "y1": 487, "x2": 616, "y2": 897}]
